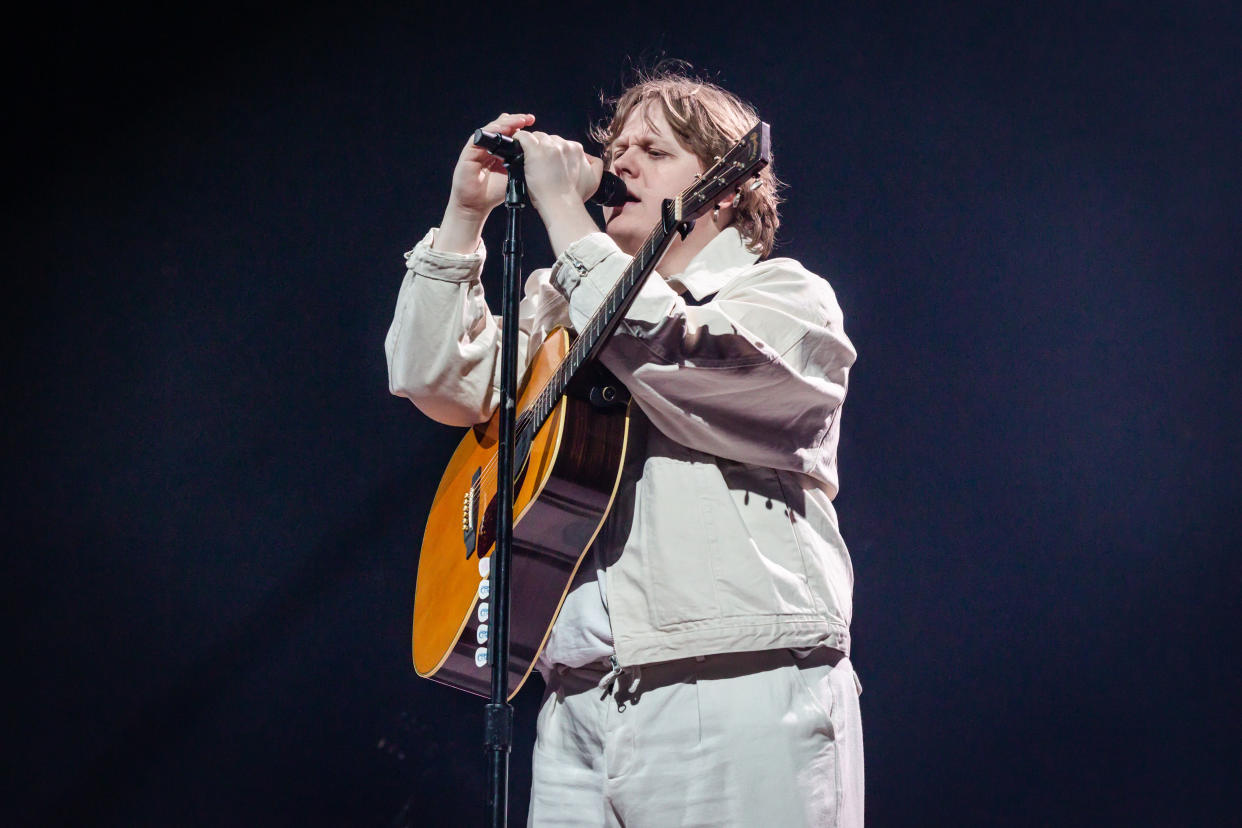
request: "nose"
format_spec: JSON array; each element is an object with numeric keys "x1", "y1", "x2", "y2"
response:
[{"x1": 612, "y1": 147, "x2": 639, "y2": 179}]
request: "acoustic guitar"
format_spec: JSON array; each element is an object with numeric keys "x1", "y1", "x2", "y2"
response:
[{"x1": 412, "y1": 122, "x2": 772, "y2": 698}]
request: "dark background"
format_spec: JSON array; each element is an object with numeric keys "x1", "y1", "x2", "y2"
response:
[{"x1": 7, "y1": 2, "x2": 1240, "y2": 825}]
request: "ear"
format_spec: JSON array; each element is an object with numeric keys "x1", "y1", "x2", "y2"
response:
[{"x1": 711, "y1": 188, "x2": 738, "y2": 226}]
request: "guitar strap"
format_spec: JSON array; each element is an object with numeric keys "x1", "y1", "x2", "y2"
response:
[{"x1": 683, "y1": 292, "x2": 717, "y2": 306}]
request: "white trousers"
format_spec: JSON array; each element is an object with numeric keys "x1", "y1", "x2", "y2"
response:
[{"x1": 528, "y1": 648, "x2": 864, "y2": 827}]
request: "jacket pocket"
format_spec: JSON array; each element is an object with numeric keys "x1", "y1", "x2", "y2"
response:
[
  {"x1": 639, "y1": 454, "x2": 724, "y2": 628},
  {"x1": 709, "y1": 461, "x2": 817, "y2": 618},
  {"x1": 643, "y1": 453, "x2": 817, "y2": 629}
]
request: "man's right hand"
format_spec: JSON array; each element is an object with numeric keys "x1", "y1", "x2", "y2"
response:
[{"x1": 434, "y1": 112, "x2": 535, "y2": 254}]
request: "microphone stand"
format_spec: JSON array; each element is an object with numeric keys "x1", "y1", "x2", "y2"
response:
[
  {"x1": 469, "y1": 127, "x2": 623, "y2": 826},
  {"x1": 484, "y1": 139, "x2": 522, "y2": 828}
]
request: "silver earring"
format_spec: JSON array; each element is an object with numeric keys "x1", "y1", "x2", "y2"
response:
[{"x1": 713, "y1": 205, "x2": 720, "y2": 221}]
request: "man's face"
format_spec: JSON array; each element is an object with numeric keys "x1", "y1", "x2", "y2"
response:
[{"x1": 603, "y1": 104, "x2": 706, "y2": 254}]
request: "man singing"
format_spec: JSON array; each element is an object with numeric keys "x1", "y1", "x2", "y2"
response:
[{"x1": 386, "y1": 67, "x2": 863, "y2": 827}]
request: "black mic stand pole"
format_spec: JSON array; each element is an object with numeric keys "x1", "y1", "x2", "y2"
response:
[
  {"x1": 469, "y1": 125, "x2": 622, "y2": 826},
  {"x1": 485, "y1": 142, "x2": 523, "y2": 828}
]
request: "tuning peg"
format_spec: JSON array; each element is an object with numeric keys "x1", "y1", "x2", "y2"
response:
[
  {"x1": 731, "y1": 190, "x2": 742, "y2": 208},
  {"x1": 749, "y1": 177, "x2": 763, "y2": 191}
]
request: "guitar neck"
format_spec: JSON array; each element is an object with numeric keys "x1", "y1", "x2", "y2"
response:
[{"x1": 527, "y1": 209, "x2": 680, "y2": 433}]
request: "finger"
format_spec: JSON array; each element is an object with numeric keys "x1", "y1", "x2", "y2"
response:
[
  {"x1": 515, "y1": 130, "x2": 551, "y2": 149},
  {"x1": 465, "y1": 114, "x2": 534, "y2": 156},
  {"x1": 511, "y1": 130, "x2": 535, "y2": 151},
  {"x1": 486, "y1": 113, "x2": 535, "y2": 135}
]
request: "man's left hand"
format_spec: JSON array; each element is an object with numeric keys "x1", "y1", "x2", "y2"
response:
[
  {"x1": 512, "y1": 131, "x2": 603, "y2": 210},
  {"x1": 511, "y1": 130, "x2": 605, "y2": 257}
]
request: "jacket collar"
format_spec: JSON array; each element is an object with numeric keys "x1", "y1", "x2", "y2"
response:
[{"x1": 664, "y1": 227, "x2": 761, "y2": 301}]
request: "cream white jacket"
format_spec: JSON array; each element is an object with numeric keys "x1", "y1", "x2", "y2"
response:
[{"x1": 386, "y1": 226, "x2": 857, "y2": 666}]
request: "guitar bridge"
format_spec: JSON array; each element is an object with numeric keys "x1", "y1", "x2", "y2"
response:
[{"x1": 462, "y1": 468, "x2": 480, "y2": 558}]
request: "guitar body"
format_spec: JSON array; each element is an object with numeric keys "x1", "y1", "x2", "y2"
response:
[{"x1": 412, "y1": 328, "x2": 630, "y2": 698}]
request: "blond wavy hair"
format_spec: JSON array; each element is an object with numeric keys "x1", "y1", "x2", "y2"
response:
[{"x1": 590, "y1": 68, "x2": 783, "y2": 257}]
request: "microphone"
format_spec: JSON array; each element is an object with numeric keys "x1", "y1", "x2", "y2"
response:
[
  {"x1": 589, "y1": 170, "x2": 628, "y2": 208},
  {"x1": 472, "y1": 129, "x2": 629, "y2": 207},
  {"x1": 471, "y1": 128, "x2": 522, "y2": 161}
]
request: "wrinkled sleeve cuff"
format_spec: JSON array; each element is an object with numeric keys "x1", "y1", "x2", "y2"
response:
[
  {"x1": 549, "y1": 233, "x2": 625, "y2": 329},
  {"x1": 403, "y1": 228, "x2": 487, "y2": 283},
  {"x1": 556, "y1": 231, "x2": 621, "y2": 271}
]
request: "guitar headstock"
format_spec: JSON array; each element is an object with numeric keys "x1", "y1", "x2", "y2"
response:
[{"x1": 672, "y1": 121, "x2": 771, "y2": 223}]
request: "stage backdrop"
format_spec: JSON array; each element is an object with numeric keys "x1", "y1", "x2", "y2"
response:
[{"x1": 7, "y1": 2, "x2": 1239, "y2": 825}]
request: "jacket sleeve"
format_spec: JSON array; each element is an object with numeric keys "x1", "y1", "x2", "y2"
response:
[
  {"x1": 385, "y1": 229, "x2": 566, "y2": 427},
  {"x1": 550, "y1": 232, "x2": 857, "y2": 488}
]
